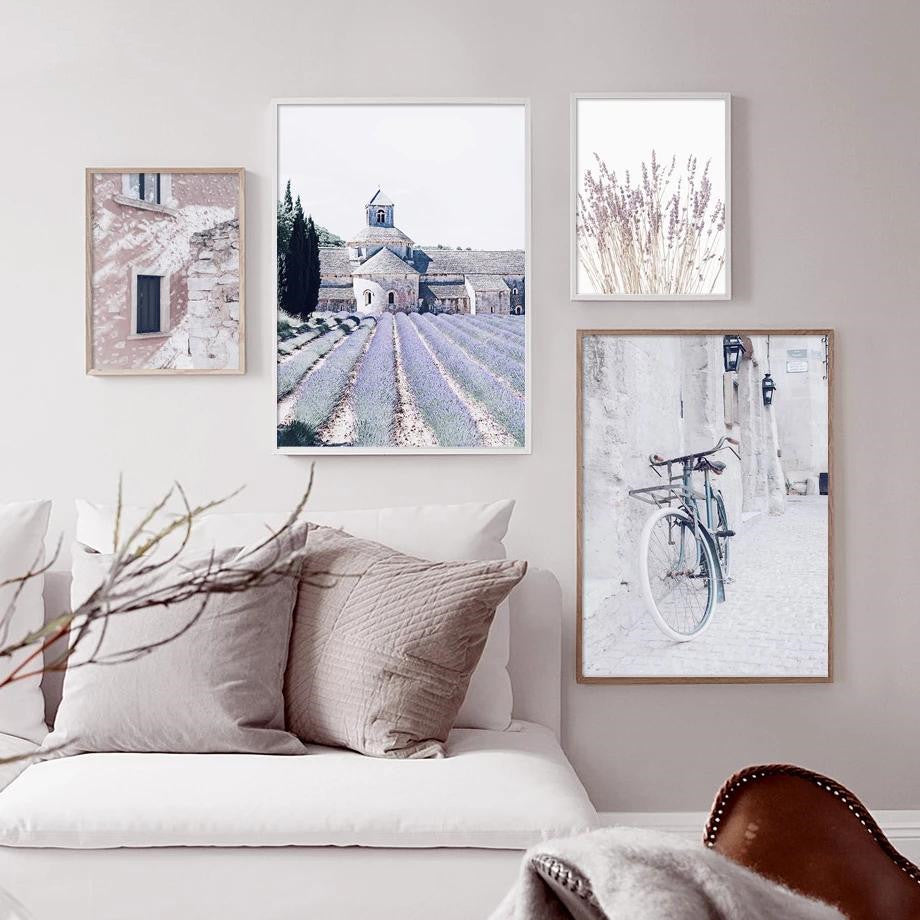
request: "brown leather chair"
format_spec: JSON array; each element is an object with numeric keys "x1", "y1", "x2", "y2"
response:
[{"x1": 705, "y1": 764, "x2": 920, "y2": 919}]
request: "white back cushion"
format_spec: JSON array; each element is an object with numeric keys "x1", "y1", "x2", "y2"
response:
[
  {"x1": 75, "y1": 499, "x2": 516, "y2": 731},
  {"x1": 0, "y1": 500, "x2": 52, "y2": 743}
]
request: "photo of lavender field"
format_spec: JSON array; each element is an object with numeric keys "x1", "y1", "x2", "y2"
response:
[
  {"x1": 573, "y1": 95, "x2": 730, "y2": 300},
  {"x1": 275, "y1": 101, "x2": 529, "y2": 452}
]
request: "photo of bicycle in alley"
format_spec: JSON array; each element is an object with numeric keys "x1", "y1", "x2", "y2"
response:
[{"x1": 578, "y1": 330, "x2": 832, "y2": 682}]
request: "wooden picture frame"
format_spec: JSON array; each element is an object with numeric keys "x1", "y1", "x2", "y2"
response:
[
  {"x1": 571, "y1": 93, "x2": 731, "y2": 301},
  {"x1": 576, "y1": 329, "x2": 834, "y2": 684},
  {"x1": 85, "y1": 167, "x2": 245, "y2": 375}
]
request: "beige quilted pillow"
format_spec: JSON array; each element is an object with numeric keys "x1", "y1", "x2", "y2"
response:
[{"x1": 285, "y1": 526, "x2": 526, "y2": 758}]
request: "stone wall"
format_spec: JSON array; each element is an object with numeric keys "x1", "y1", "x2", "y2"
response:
[
  {"x1": 156, "y1": 219, "x2": 241, "y2": 369},
  {"x1": 771, "y1": 335, "x2": 829, "y2": 487},
  {"x1": 351, "y1": 275, "x2": 419, "y2": 314},
  {"x1": 582, "y1": 334, "x2": 789, "y2": 597}
]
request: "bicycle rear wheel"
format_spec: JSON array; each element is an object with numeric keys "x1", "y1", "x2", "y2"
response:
[{"x1": 638, "y1": 507, "x2": 717, "y2": 642}]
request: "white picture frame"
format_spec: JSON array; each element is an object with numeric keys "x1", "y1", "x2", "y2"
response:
[
  {"x1": 272, "y1": 98, "x2": 532, "y2": 455},
  {"x1": 570, "y1": 93, "x2": 731, "y2": 301}
]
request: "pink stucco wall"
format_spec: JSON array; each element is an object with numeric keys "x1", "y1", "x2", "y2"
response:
[{"x1": 89, "y1": 172, "x2": 239, "y2": 371}]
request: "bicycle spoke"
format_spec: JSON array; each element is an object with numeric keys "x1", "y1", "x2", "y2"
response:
[{"x1": 644, "y1": 514, "x2": 713, "y2": 638}]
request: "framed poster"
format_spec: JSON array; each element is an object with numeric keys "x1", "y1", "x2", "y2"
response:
[
  {"x1": 577, "y1": 329, "x2": 833, "y2": 683},
  {"x1": 571, "y1": 94, "x2": 730, "y2": 300},
  {"x1": 85, "y1": 168, "x2": 245, "y2": 375},
  {"x1": 274, "y1": 99, "x2": 531, "y2": 454}
]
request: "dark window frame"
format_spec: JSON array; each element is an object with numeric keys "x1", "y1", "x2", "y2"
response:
[{"x1": 136, "y1": 274, "x2": 162, "y2": 334}]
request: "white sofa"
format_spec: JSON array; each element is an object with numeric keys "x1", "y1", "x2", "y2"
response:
[{"x1": 0, "y1": 565, "x2": 597, "y2": 920}]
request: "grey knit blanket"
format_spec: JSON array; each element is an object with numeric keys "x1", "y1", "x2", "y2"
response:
[{"x1": 490, "y1": 828, "x2": 844, "y2": 920}]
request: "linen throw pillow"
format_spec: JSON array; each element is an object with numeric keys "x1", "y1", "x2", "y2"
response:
[
  {"x1": 43, "y1": 526, "x2": 310, "y2": 757},
  {"x1": 285, "y1": 526, "x2": 527, "y2": 759},
  {"x1": 0, "y1": 499, "x2": 52, "y2": 743},
  {"x1": 75, "y1": 498, "x2": 518, "y2": 731}
]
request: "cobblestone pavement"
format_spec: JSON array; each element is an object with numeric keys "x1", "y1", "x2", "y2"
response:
[{"x1": 582, "y1": 495, "x2": 829, "y2": 678}]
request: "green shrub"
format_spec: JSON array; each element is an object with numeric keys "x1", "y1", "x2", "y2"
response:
[{"x1": 276, "y1": 421, "x2": 317, "y2": 447}]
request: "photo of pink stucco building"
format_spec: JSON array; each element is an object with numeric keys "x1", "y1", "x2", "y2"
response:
[{"x1": 86, "y1": 168, "x2": 244, "y2": 374}]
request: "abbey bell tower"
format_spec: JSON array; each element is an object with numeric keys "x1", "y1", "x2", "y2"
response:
[{"x1": 365, "y1": 189, "x2": 394, "y2": 228}]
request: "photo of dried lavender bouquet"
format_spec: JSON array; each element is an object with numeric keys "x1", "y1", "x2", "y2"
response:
[{"x1": 572, "y1": 95, "x2": 730, "y2": 300}]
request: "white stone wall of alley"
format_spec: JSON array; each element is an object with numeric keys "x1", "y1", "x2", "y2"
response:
[{"x1": 582, "y1": 334, "x2": 788, "y2": 585}]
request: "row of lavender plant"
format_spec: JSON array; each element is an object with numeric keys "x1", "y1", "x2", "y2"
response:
[
  {"x1": 351, "y1": 313, "x2": 398, "y2": 446},
  {"x1": 277, "y1": 325, "x2": 349, "y2": 399},
  {"x1": 453, "y1": 316, "x2": 526, "y2": 362},
  {"x1": 430, "y1": 315, "x2": 525, "y2": 395},
  {"x1": 288, "y1": 318, "x2": 377, "y2": 440},
  {"x1": 394, "y1": 313, "x2": 482, "y2": 448},
  {"x1": 467, "y1": 314, "x2": 526, "y2": 340},
  {"x1": 410, "y1": 314, "x2": 525, "y2": 446},
  {"x1": 278, "y1": 314, "x2": 361, "y2": 356},
  {"x1": 578, "y1": 150, "x2": 726, "y2": 295}
]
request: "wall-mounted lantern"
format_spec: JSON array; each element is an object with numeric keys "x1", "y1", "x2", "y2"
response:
[
  {"x1": 723, "y1": 335, "x2": 746, "y2": 373},
  {"x1": 762, "y1": 373, "x2": 776, "y2": 406}
]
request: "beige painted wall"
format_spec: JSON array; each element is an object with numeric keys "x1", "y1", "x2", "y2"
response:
[{"x1": 1, "y1": 0, "x2": 918, "y2": 811}]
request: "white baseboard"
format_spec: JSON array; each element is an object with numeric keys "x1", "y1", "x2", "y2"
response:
[{"x1": 599, "y1": 811, "x2": 920, "y2": 862}]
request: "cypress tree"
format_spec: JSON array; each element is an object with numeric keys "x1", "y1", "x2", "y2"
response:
[
  {"x1": 285, "y1": 209, "x2": 308, "y2": 318},
  {"x1": 305, "y1": 216, "x2": 321, "y2": 317},
  {"x1": 277, "y1": 180, "x2": 295, "y2": 306}
]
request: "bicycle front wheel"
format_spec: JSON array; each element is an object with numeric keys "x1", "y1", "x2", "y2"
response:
[{"x1": 638, "y1": 507, "x2": 717, "y2": 642}]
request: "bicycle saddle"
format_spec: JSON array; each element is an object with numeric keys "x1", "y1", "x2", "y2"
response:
[{"x1": 697, "y1": 458, "x2": 727, "y2": 474}]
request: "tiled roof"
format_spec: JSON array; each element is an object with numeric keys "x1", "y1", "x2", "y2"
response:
[
  {"x1": 367, "y1": 189, "x2": 394, "y2": 206},
  {"x1": 347, "y1": 225, "x2": 414, "y2": 245},
  {"x1": 421, "y1": 282, "x2": 469, "y2": 300},
  {"x1": 465, "y1": 275, "x2": 510, "y2": 292},
  {"x1": 414, "y1": 249, "x2": 525, "y2": 275},
  {"x1": 319, "y1": 247, "x2": 353, "y2": 274},
  {"x1": 352, "y1": 247, "x2": 419, "y2": 276},
  {"x1": 317, "y1": 286, "x2": 356, "y2": 300},
  {"x1": 319, "y1": 245, "x2": 525, "y2": 279}
]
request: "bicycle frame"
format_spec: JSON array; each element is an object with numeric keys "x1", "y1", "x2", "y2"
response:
[{"x1": 629, "y1": 458, "x2": 726, "y2": 603}]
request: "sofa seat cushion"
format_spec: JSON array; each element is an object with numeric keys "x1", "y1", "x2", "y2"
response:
[{"x1": 0, "y1": 722, "x2": 596, "y2": 850}]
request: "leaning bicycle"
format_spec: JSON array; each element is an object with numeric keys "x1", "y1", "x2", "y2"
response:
[{"x1": 628, "y1": 437, "x2": 740, "y2": 642}]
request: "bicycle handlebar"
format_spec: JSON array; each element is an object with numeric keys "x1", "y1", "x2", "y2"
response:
[{"x1": 648, "y1": 436, "x2": 741, "y2": 468}]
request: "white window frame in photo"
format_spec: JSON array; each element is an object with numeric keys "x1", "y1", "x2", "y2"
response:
[
  {"x1": 570, "y1": 92, "x2": 732, "y2": 302},
  {"x1": 115, "y1": 172, "x2": 175, "y2": 214}
]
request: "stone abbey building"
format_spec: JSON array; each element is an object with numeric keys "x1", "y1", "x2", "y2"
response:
[{"x1": 316, "y1": 190, "x2": 525, "y2": 316}]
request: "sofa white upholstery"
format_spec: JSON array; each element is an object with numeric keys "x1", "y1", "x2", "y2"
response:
[
  {"x1": 0, "y1": 722, "x2": 594, "y2": 850},
  {"x1": 0, "y1": 564, "x2": 595, "y2": 919}
]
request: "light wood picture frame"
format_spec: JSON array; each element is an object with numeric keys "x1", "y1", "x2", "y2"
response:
[
  {"x1": 571, "y1": 93, "x2": 731, "y2": 301},
  {"x1": 577, "y1": 329, "x2": 834, "y2": 684},
  {"x1": 85, "y1": 167, "x2": 245, "y2": 375}
]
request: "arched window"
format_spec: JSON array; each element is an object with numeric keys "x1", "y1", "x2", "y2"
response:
[
  {"x1": 387, "y1": 291, "x2": 395, "y2": 305},
  {"x1": 512, "y1": 286, "x2": 518, "y2": 296},
  {"x1": 364, "y1": 291, "x2": 372, "y2": 307},
  {"x1": 376, "y1": 208, "x2": 386, "y2": 224}
]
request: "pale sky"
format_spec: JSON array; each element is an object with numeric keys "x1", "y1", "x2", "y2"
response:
[{"x1": 278, "y1": 103, "x2": 527, "y2": 249}]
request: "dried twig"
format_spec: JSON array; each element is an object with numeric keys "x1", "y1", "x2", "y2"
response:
[{"x1": 0, "y1": 473, "x2": 316, "y2": 766}]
